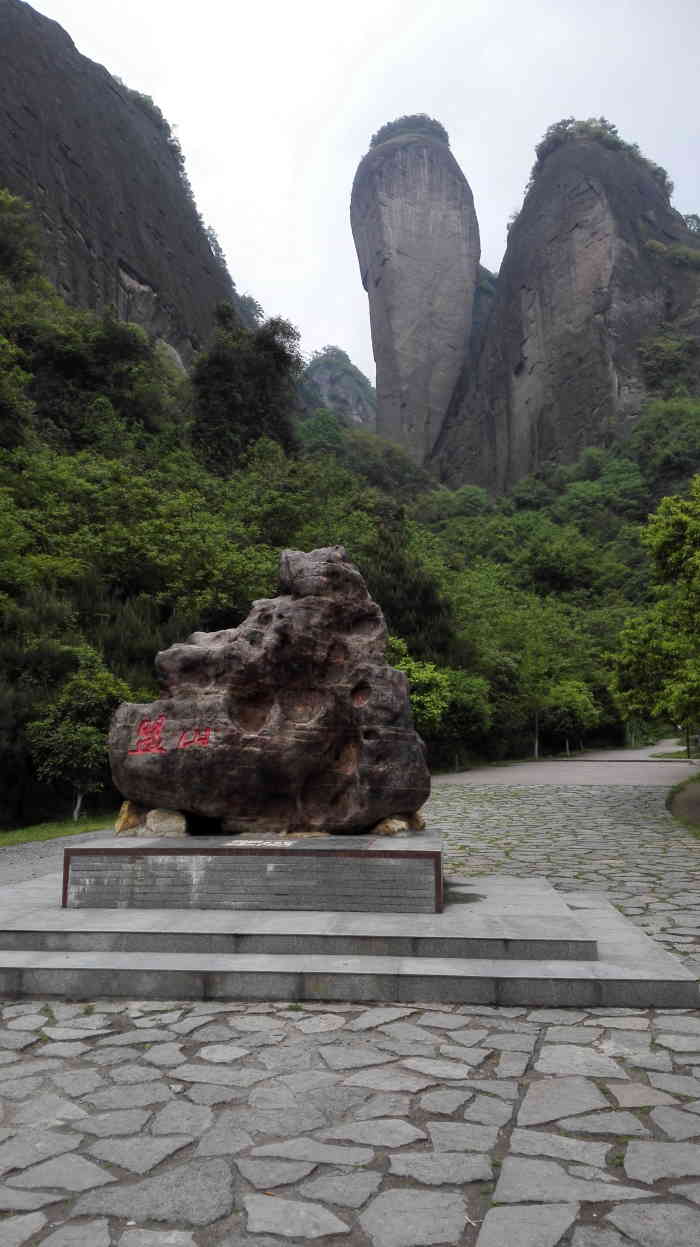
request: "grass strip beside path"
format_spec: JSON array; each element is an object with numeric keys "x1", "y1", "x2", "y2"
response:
[
  {"x1": 0, "y1": 814, "x2": 116, "y2": 847},
  {"x1": 666, "y1": 770, "x2": 700, "y2": 839}
]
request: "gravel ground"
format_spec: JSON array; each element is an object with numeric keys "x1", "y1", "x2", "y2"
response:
[{"x1": 0, "y1": 830, "x2": 110, "y2": 889}]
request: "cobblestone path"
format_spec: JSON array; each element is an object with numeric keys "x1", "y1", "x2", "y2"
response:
[
  {"x1": 1, "y1": 770, "x2": 700, "y2": 1246},
  {"x1": 432, "y1": 782, "x2": 700, "y2": 975}
]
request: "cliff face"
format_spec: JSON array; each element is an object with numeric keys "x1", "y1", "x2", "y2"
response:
[
  {"x1": 432, "y1": 138, "x2": 700, "y2": 491},
  {"x1": 300, "y1": 347, "x2": 376, "y2": 429},
  {"x1": 0, "y1": 0, "x2": 241, "y2": 362},
  {"x1": 351, "y1": 133, "x2": 480, "y2": 462}
]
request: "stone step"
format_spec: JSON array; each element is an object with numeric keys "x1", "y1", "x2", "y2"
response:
[
  {"x1": 0, "y1": 944, "x2": 695, "y2": 1007},
  {"x1": 0, "y1": 873, "x2": 695, "y2": 1008},
  {"x1": 0, "y1": 906, "x2": 597, "y2": 961}
]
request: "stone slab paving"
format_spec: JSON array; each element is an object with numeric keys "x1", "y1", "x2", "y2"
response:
[
  {"x1": 0, "y1": 994, "x2": 699, "y2": 1244},
  {"x1": 433, "y1": 781, "x2": 700, "y2": 977},
  {"x1": 1, "y1": 762, "x2": 700, "y2": 1243}
]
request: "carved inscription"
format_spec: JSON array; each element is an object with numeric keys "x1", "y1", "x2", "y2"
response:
[{"x1": 129, "y1": 716, "x2": 212, "y2": 754}]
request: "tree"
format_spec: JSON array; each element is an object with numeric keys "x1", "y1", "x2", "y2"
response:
[
  {"x1": 296, "y1": 408, "x2": 345, "y2": 456},
  {"x1": 0, "y1": 189, "x2": 40, "y2": 284},
  {"x1": 516, "y1": 599, "x2": 577, "y2": 759},
  {"x1": 387, "y1": 636, "x2": 452, "y2": 735},
  {"x1": 386, "y1": 637, "x2": 491, "y2": 760},
  {"x1": 27, "y1": 646, "x2": 132, "y2": 819},
  {"x1": 238, "y1": 293, "x2": 264, "y2": 325},
  {"x1": 191, "y1": 313, "x2": 301, "y2": 475},
  {"x1": 614, "y1": 477, "x2": 700, "y2": 749},
  {"x1": 542, "y1": 679, "x2": 601, "y2": 753},
  {"x1": 0, "y1": 337, "x2": 34, "y2": 448}
]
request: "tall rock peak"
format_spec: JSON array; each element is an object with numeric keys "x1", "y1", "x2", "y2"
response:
[
  {"x1": 351, "y1": 115, "x2": 480, "y2": 462},
  {"x1": 0, "y1": 0, "x2": 244, "y2": 362},
  {"x1": 432, "y1": 122, "x2": 700, "y2": 491}
]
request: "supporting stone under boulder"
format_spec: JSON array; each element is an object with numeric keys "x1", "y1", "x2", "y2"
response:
[{"x1": 109, "y1": 547, "x2": 430, "y2": 836}]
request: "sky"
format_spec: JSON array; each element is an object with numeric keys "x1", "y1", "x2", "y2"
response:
[{"x1": 32, "y1": 0, "x2": 700, "y2": 381}]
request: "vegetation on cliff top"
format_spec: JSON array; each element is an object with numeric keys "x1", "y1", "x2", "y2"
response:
[
  {"x1": 370, "y1": 114, "x2": 449, "y2": 149},
  {"x1": 116, "y1": 80, "x2": 234, "y2": 290},
  {"x1": 2, "y1": 187, "x2": 700, "y2": 822},
  {"x1": 528, "y1": 117, "x2": 673, "y2": 198}
]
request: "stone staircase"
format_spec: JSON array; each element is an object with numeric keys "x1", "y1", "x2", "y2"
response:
[{"x1": 0, "y1": 867, "x2": 696, "y2": 1007}]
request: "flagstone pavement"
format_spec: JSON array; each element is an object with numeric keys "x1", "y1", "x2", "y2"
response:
[{"x1": 1, "y1": 750, "x2": 700, "y2": 1246}]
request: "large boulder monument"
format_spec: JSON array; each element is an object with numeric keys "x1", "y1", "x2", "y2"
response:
[{"x1": 109, "y1": 547, "x2": 430, "y2": 836}]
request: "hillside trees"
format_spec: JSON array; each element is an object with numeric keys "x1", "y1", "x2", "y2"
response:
[
  {"x1": 615, "y1": 477, "x2": 700, "y2": 742},
  {"x1": 191, "y1": 304, "x2": 302, "y2": 475},
  {"x1": 0, "y1": 187, "x2": 40, "y2": 283},
  {"x1": 4, "y1": 184, "x2": 700, "y2": 821}
]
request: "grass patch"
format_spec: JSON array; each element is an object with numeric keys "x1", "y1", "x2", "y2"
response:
[
  {"x1": 666, "y1": 770, "x2": 700, "y2": 840},
  {"x1": 0, "y1": 813, "x2": 116, "y2": 848}
]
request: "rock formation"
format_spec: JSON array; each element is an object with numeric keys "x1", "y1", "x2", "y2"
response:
[
  {"x1": 351, "y1": 119, "x2": 480, "y2": 462},
  {"x1": 0, "y1": 0, "x2": 243, "y2": 363},
  {"x1": 432, "y1": 135, "x2": 700, "y2": 492},
  {"x1": 352, "y1": 116, "x2": 700, "y2": 491},
  {"x1": 109, "y1": 547, "x2": 430, "y2": 835},
  {"x1": 299, "y1": 347, "x2": 377, "y2": 429}
]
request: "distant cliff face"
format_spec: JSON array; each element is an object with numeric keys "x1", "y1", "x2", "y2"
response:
[
  {"x1": 432, "y1": 138, "x2": 700, "y2": 491},
  {"x1": 351, "y1": 129, "x2": 480, "y2": 462},
  {"x1": 0, "y1": 0, "x2": 241, "y2": 362},
  {"x1": 300, "y1": 347, "x2": 376, "y2": 429}
]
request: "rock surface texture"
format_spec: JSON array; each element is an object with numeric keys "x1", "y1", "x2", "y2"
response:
[
  {"x1": 109, "y1": 547, "x2": 429, "y2": 834},
  {"x1": 0, "y1": 0, "x2": 242, "y2": 362},
  {"x1": 351, "y1": 132, "x2": 480, "y2": 463},
  {"x1": 432, "y1": 138, "x2": 700, "y2": 491}
]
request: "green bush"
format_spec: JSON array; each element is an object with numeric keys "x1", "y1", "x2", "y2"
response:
[
  {"x1": 644, "y1": 239, "x2": 700, "y2": 270},
  {"x1": 638, "y1": 333, "x2": 699, "y2": 394}
]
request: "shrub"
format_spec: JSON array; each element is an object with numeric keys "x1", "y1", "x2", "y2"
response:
[
  {"x1": 638, "y1": 334, "x2": 699, "y2": 394},
  {"x1": 644, "y1": 240, "x2": 700, "y2": 270}
]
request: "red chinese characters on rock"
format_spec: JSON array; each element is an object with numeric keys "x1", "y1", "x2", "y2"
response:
[
  {"x1": 128, "y1": 716, "x2": 212, "y2": 755},
  {"x1": 128, "y1": 715, "x2": 167, "y2": 755},
  {"x1": 177, "y1": 727, "x2": 212, "y2": 750}
]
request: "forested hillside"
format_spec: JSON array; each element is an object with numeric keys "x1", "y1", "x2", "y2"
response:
[{"x1": 2, "y1": 189, "x2": 700, "y2": 825}]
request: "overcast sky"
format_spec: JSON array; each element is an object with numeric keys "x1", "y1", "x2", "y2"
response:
[{"x1": 33, "y1": 0, "x2": 700, "y2": 380}]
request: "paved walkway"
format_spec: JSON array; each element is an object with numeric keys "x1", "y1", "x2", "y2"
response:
[
  {"x1": 433, "y1": 746, "x2": 700, "y2": 977},
  {"x1": 1, "y1": 744, "x2": 700, "y2": 1246},
  {"x1": 436, "y1": 739, "x2": 697, "y2": 788}
]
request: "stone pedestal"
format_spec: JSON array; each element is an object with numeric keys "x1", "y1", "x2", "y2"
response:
[{"x1": 62, "y1": 835, "x2": 443, "y2": 915}]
